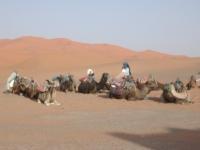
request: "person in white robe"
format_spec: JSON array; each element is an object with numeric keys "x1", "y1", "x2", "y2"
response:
[
  {"x1": 5, "y1": 70, "x2": 19, "y2": 93},
  {"x1": 86, "y1": 69, "x2": 94, "y2": 77}
]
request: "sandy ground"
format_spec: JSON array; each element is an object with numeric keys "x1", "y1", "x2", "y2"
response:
[{"x1": 0, "y1": 37, "x2": 200, "y2": 150}]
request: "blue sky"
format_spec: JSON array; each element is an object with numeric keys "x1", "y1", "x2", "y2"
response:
[{"x1": 0, "y1": 0, "x2": 199, "y2": 57}]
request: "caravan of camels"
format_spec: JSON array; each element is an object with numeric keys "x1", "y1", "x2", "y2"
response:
[{"x1": 5, "y1": 63, "x2": 199, "y2": 106}]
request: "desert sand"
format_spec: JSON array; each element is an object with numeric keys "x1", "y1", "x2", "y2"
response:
[{"x1": 0, "y1": 37, "x2": 200, "y2": 150}]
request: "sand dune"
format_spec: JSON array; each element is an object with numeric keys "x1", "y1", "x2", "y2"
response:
[{"x1": 0, "y1": 36, "x2": 188, "y2": 68}]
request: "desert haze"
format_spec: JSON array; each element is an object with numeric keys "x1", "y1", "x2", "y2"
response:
[{"x1": 0, "y1": 36, "x2": 200, "y2": 150}]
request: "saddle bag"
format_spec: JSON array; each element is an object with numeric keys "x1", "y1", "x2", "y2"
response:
[{"x1": 52, "y1": 76, "x2": 58, "y2": 81}]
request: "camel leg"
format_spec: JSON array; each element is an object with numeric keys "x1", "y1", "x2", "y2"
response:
[
  {"x1": 109, "y1": 92, "x2": 113, "y2": 99},
  {"x1": 185, "y1": 93, "x2": 194, "y2": 104},
  {"x1": 74, "y1": 85, "x2": 76, "y2": 93},
  {"x1": 126, "y1": 93, "x2": 137, "y2": 101},
  {"x1": 37, "y1": 98, "x2": 42, "y2": 104},
  {"x1": 126, "y1": 97, "x2": 137, "y2": 101},
  {"x1": 37, "y1": 93, "x2": 43, "y2": 104},
  {"x1": 51, "y1": 99, "x2": 60, "y2": 105},
  {"x1": 160, "y1": 94, "x2": 166, "y2": 103},
  {"x1": 44, "y1": 93, "x2": 50, "y2": 106},
  {"x1": 65, "y1": 89, "x2": 68, "y2": 93}
]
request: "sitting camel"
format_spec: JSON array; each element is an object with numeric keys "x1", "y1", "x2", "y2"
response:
[
  {"x1": 26, "y1": 79, "x2": 39, "y2": 99},
  {"x1": 60, "y1": 74, "x2": 76, "y2": 93},
  {"x1": 11, "y1": 75, "x2": 21, "y2": 94},
  {"x1": 156, "y1": 79, "x2": 193, "y2": 104},
  {"x1": 12, "y1": 77, "x2": 32, "y2": 96},
  {"x1": 37, "y1": 80, "x2": 60, "y2": 106},
  {"x1": 78, "y1": 73, "x2": 109, "y2": 94},
  {"x1": 52, "y1": 75, "x2": 63, "y2": 91},
  {"x1": 186, "y1": 74, "x2": 200, "y2": 90},
  {"x1": 109, "y1": 74, "x2": 158, "y2": 100}
]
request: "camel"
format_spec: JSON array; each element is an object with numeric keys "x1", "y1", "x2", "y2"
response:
[
  {"x1": 60, "y1": 74, "x2": 76, "y2": 93},
  {"x1": 78, "y1": 73, "x2": 109, "y2": 94},
  {"x1": 37, "y1": 80, "x2": 60, "y2": 106},
  {"x1": 186, "y1": 75, "x2": 200, "y2": 90},
  {"x1": 104, "y1": 73, "x2": 135, "y2": 91},
  {"x1": 52, "y1": 75, "x2": 63, "y2": 91},
  {"x1": 26, "y1": 80, "x2": 39, "y2": 99},
  {"x1": 11, "y1": 76, "x2": 21, "y2": 94},
  {"x1": 12, "y1": 77, "x2": 32, "y2": 96},
  {"x1": 156, "y1": 79, "x2": 193, "y2": 104},
  {"x1": 109, "y1": 74, "x2": 158, "y2": 100}
]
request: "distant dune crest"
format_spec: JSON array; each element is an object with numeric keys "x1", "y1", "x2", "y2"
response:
[{"x1": 0, "y1": 36, "x2": 188, "y2": 69}]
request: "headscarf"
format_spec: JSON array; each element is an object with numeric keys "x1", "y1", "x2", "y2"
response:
[
  {"x1": 123, "y1": 62, "x2": 131, "y2": 75},
  {"x1": 14, "y1": 69, "x2": 18, "y2": 74}
]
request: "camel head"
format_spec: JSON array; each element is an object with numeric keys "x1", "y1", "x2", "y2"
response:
[
  {"x1": 101, "y1": 73, "x2": 110, "y2": 83},
  {"x1": 19, "y1": 77, "x2": 30, "y2": 89},
  {"x1": 146, "y1": 74, "x2": 158, "y2": 90},
  {"x1": 46, "y1": 79, "x2": 59, "y2": 88}
]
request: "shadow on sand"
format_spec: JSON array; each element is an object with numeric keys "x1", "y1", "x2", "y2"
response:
[{"x1": 107, "y1": 128, "x2": 200, "y2": 150}]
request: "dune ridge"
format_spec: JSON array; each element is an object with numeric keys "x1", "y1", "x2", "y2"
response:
[{"x1": 0, "y1": 36, "x2": 188, "y2": 69}]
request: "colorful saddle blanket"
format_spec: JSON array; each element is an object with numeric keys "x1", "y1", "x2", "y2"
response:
[
  {"x1": 110, "y1": 79, "x2": 126, "y2": 87},
  {"x1": 37, "y1": 83, "x2": 48, "y2": 92},
  {"x1": 137, "y1": 77, "x2": 148, "y2": 84},
  {"x1": 110, "y1": 79, "x2": 136, "y2": 96},
  {"x1": 110, "y1": 86, "x2": 124, "y2": 96}
]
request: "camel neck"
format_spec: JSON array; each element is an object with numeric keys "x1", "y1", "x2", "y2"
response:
[{"x1": 157, "y1": 81, "x2": 165, "y2": 90}]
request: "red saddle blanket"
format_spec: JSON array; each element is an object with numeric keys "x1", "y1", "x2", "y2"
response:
[
  {"x1": 79, "y1": 77, "x2": 93, "y2": 83},
  {"x1": 37, "y1": 83, "x2": 47, "y2": 92},
  {"x1": 79, "y1": 77, "x2": 88, "y2": 83}
]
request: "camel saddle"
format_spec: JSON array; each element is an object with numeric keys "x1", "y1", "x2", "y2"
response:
[
  {"x1": 37, "y1": 83, "x2": 48, "y2": 92},
  {"x1": 79, "y1": 76, "x2": 94, "y2": 83},
  {"x1": 52, "y1": 76, "x2": 58, "y2": 81},
  {"x1": 110, "y1": 79, "x2": 126, "y2": 95},
  {"x1": 137, "y1": 77, "x2": 148, "y2": 84},
  {"x1": 110, "y1": 85, "x2": 124, "y2": 96},
  {"x1": 27, "y1": 81, "x2": 38, "y2": 89},
  {"x1": 61, "y1": 76, "x2": 69, "y2": 83}
]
